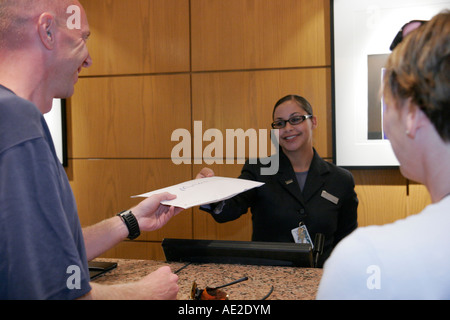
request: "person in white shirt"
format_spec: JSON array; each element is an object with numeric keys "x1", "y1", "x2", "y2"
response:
[{"x1": 317, "y1": 10, "x2": 450, "y2": 300}]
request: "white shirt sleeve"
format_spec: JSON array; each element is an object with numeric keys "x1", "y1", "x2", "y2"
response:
[{"x1": 316, "y1": 229, "x2": 386, "y2": 300}]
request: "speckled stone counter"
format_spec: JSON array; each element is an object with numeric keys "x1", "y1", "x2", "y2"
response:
[{"x1": 92, "y1": 258, "x2": 322, "y2": 300}]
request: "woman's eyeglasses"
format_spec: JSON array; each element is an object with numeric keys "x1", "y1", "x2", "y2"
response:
[
  {"x1": 389, "y1": 20, "x2": 427, "y2": 51},
  {"x1": 271, "y1": 114, "x2": 312, "y2": 129}
]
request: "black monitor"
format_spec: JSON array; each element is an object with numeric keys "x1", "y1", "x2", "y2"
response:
[{"x1": 161, "y1": 238, "x2": 313, "y2": 267}]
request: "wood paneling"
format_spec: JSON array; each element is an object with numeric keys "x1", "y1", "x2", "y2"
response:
[
  {"x1": 192, "y1": 68, "x2": 332, "y2": 159},
  {"x1": 65, "y1": 0, "x2": 432, "y2": 261},
  {"x1": 79, "y1": 0, "x2": 190, "y2": 76},
  {"x1": 351, "y1": 169, "x2": 408, "y2": 226},
  {"x1": 99, "y1": 241, "x2": 166, "y2": 261},
  {"x1": 69, "y1": 159, "x2": 193, "y2": 241},
  {"x1": 70, "y1": 75, "x2": 191, "y2": 158},
  {"x1": 191, "y1": 0, "x2": 331, "y2": 71},
  {"x1": 408, "y1": 182, "x2": 431, "y2": 217}
]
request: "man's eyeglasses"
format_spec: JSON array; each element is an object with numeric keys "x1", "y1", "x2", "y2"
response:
[
  {"x1": 389, "y1": 20, "x2": 427, "y2": 51},
  {"x1": 271, "y1": 114, "x2": 312, "y2": 129}
]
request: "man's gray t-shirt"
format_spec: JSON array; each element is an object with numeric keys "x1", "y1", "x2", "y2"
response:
[{"x1": 0, "y1": 85, "x2": 91, "y2": 299}]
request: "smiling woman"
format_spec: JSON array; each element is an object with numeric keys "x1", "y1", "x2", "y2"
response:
[
  {"x1": 197, "y1": 94, "x2": 359, "y2": 267},
  {"x1": 271, "y1": 95, "x2": 317, "y2": 172}
]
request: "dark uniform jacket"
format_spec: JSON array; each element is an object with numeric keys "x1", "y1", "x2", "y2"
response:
[{"x1": 201, "y1": 149, "x2": 358, "y2": 266}]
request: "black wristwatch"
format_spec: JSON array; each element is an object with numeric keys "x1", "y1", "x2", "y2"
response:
[{"x1": 117, "y1": 210, "x2": 140, "y2": 240}]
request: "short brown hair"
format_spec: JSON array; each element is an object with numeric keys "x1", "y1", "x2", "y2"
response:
[{"x1": 383, "y1": 10, "x2": 450, "y2": 142}]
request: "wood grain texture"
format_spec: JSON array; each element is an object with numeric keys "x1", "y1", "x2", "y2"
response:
[
  {"x1": 407, "y1": 182, "x2": 431, "y2": 217},
  {"x1": 64, "y1": 0, "x2": 432, "y2": 261},
  {"x1": 79, "y1": 0, "x2": 190, "y2": 76},
  {"x1": 69, "y1": 159, "x2": 193, "y2": 241},
  {"x1": 351, "y1": 169, "x2": 408, "y2": 226},
  {"x1": 192, "y1": 68, "x2": 332, "y2": 159},
  {"x1": 99, "y1": 241, "x2": 166, "y2": 261},
  {"x1": 191, "y1": 0, "x2": 331, "y2": 71},
  {"x1": 70, "y1": 74, "x2": 191, "y2": 158}
]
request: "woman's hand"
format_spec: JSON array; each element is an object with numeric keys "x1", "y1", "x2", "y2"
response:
[{"x1": 195, "y1": 167, "x2": 215, "y2": 179}]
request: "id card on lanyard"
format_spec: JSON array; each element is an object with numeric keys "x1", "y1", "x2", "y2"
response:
[{"x1": 291, "y1": 222, "x2": 314, "y2": 249}]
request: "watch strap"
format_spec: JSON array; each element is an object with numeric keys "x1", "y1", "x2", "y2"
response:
[{"x1": 117, "y1": 210, "x2": 140, "y2": 240}]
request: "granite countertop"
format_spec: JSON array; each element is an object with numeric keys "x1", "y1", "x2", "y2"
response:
[{"x1": 92, "y1": 258, "x2": 323, "y2": 300}]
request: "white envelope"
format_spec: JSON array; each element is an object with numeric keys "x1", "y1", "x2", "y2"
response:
[{"x1": 132, "y1": 176, "x2": 264, "y2": 209}]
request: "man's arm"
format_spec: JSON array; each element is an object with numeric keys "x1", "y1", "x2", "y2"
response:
[
  {"x1": 82, "y1": 215, "x2": 128, "y2": 261},
  {"x1": 82, "y1": 192, "x2": 183, "y2": 261}
]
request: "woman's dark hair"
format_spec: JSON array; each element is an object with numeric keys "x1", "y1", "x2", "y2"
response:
[{"x1": 272, "y1": 95, "x2": 313, "y2": 119}]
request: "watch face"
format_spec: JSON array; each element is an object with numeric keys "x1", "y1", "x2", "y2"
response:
[{"x1": 120, "y1": 209, "x2": 132, "y2": 216}]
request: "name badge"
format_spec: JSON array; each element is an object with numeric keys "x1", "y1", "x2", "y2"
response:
[
  {"x1": 291, "y1": 222, "x2": 314, "y2": 249},
  {"x1": 321, "y1": 190, "x2": 339, "y2": 205}
]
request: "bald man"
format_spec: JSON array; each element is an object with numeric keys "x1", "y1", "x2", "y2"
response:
[{"x1": 0, "y1": 0, "x2": 180, "y2": 299}]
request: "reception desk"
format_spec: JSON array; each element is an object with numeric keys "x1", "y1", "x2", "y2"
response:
[{"x1": 92, "y1": 258, "x2": 323, "y2": 300}]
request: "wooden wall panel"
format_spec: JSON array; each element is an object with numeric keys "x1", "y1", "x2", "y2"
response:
[
  {"x1": 408, "y1": 183, "x2": 431, "y2": 217},
  {"x1": 70, "y1": 75, "x2": 191, "y2": 158},
  {"x1": 64, "y1": 0, "x2": 432, "y2": 262},
  {"x1": 69, "y1": 159, "x2": 193, "y2": 241},
  {"x1": 100, "y1": 241, "x2": 167, "y2": 261},
  {"x1": 79, "y1": 0, "x2": 190, "y2": 76},
  {"x1": 192, "y1": 68, "x2": 332, "y2": 159},
  {"x1": 191, "y1": 0, "x2": 330, "y2": 71},
  {"x1": 351, "y1": 169, "x2": 408, "y2": 227}
]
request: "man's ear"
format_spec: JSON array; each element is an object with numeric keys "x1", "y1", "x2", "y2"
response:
[
  {"x1": 37, "y1": 13, "x2": 56, "y2": 50},
  {"x1": 405, "y1": 99, "x2": 425, "y2": 139}
]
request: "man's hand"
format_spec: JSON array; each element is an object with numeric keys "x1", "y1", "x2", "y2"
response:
[
  {"x1": 132, "y1": 192, "x2": 183, "y2": 232},
  {"x1": 84, "y1": 266, "x2": 179, "y2": 300},
  {"x1": 137, "y1": 266, "x2": 179, "y2": 300}
]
